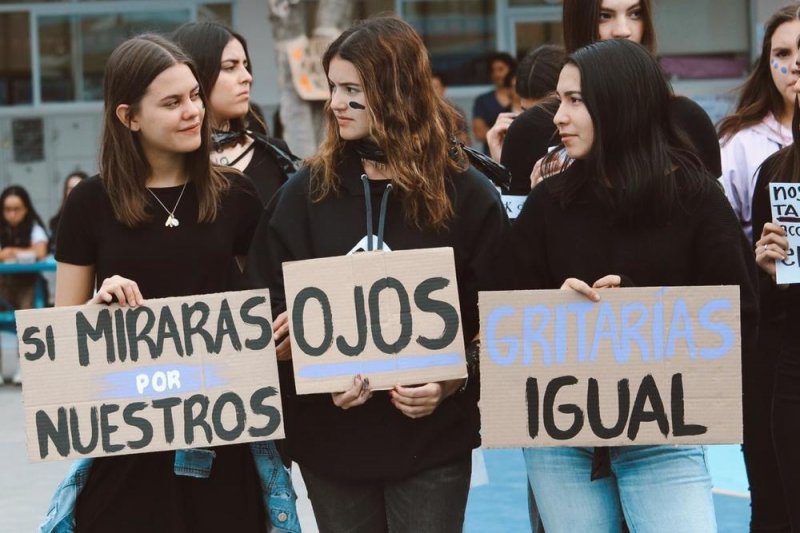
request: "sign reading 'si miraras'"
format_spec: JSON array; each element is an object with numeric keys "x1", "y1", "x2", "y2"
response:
[
  {"x1": 479, "y1": 286, "x2": 742, "y2": 448},
  {"x1": 283, "y1": 248, "x2": 467, "y2": 394},
  {"x1": 16, "y1": 290, "x2": 284, "y2": 462}
]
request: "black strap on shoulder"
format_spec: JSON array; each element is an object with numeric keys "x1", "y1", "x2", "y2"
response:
[{"x1": 246, "y1": 130, "x2": 302, "y2": 177}]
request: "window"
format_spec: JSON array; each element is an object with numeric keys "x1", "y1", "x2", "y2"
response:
[
  {"x1": 402, "y1": 0, "x2": 497, "y2": 86},
  {"x1": 0, "y1": 12, "x2": 32, "y2": 105},
  {"x1": 0, "y1": 1, "x2": 233, "y2": 107}
]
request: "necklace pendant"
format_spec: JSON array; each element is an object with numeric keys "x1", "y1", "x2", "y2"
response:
[{"x1": 165, "y1": 215, "x2": 180, "y2": 228}]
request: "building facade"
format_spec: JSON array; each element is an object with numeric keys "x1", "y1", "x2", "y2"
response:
[{"x1": 0, "y1": 0, "x2": 788, "y2": 222}]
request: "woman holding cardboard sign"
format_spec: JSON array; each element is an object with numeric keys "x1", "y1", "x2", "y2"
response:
[
  {"x1": 504, "y1": 39, "x2": 758, "y2": 532},
  {"x1": 44, "y1": 35, "x2": 297, "y2": 533},
  {"x1": 247, "y1": 16, "x2": 508, "y2": 533},
  {"x1": 751, "y1": 69, "x2": 800, "y2": 529}
]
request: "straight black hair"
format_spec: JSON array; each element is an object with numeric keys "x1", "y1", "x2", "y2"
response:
[
  {"x1": 516, "y1": 45, "x2": 567, "y2": 100},
  {"x1": 562, "y1": 0, "x2": 656, "y2": 54},
  {"x1": 549, "y1": 39, "x2": 704, "y2": 226},
  {"x1": 171, "y1": 21, "x2": 263, "y2": 133},
  {"x1": 0, "y1": 185, "x2": 47, "y2": 248}
]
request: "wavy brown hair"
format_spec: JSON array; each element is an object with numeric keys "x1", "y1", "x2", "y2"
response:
[
  {"x1": 562, "y1": 0, "x2": 656, "y2": 54},
  {"x1": 100, "y1": 34, "x2": 227, "y2": 227},
  {"x1": 718, "y1": 5, "x2": 800, "y2": 142},
  {"x1": 307, "y1": 16, "x2": 467, "y2": 229}
]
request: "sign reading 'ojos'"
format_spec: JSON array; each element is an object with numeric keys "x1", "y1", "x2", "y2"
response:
[{"x1": 283, "y1": 248, "x2": 467, "y2": 394}]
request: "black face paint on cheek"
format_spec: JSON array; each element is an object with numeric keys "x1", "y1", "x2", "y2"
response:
[{"x1": 349, "y1": 101, "x2": 366, "y2": 110}]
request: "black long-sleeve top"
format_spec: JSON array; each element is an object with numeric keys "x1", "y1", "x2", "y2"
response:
[
  {"x1": 247, "y1": 147, "x2": 509, "y2": 481},
  {"x1": 505, "y1": 166, "x2": 758, "y2": 462}
]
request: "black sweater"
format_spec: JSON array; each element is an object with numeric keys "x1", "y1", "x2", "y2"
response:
[
  {"x1": 503, "y1": 96, "x2": 722, "y2": 195},
  {"x1": 247, "y1": 148, "x2": 509, "y2": 480},
  {"x1": 751, "y1": 151, "x2": 791, "y2": 323},
  {"x1": 505, "y1": 164, "x2": 758, "y2": 402}
]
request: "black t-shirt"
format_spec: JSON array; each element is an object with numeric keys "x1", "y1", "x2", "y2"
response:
[
  {"x1": 503, "y1": 95, "x2": 722, "y2": 196},
  {"x1": 240, "y1": 138, "x2": 292, "y2": 207},
  {"x1": 56, "y1": 173, "x2": 266, "y2": 533},
  {"x1": 56, "y1": 174, "x2": 261, "y2": 298}
]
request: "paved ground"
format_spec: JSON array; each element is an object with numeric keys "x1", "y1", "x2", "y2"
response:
[{"x1": 0, "y1": 386, "x2": 750, "y2": 532}]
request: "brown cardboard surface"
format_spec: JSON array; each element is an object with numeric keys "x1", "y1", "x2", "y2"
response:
[
  {"x1": 479, "y1": 286, "x2": 742, "y2": 448},
  {"x1": 16, "y1": 290, "x2": 284, "y2": 462},
  {"x1": 284, "y1": 247, "x2": 467, "y2": 394}
]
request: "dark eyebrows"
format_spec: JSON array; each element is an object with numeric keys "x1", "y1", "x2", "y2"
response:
[
  {"x1": 563, "y1": 90, "x2": 582, "y2": 97},
  {"x1": 158, "y1": 84, "x2": 200, "y2": 103}
]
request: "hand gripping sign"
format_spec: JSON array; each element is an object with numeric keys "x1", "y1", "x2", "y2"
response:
[
  {"x1": 16, "y1": 290, "x2": 284, "y2": 462},
  {"x1": 283, "y1": 247, "x2": 467, "y2": 394},
  {"x1": 479, "y1": 286, "x2": 741, "y2": 448}
]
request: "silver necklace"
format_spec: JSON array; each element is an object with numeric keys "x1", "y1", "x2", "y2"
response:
[{"x1": 146, "y1": 181, "x2": 188, "y2": 228}]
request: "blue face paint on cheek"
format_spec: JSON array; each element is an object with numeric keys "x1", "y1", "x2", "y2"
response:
[{"x1": 782, "y1": 67, "x2": 789, "y2": 74}]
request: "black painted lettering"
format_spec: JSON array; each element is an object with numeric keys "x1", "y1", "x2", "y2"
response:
[
  {"x1": 69, "y1": 406, "x2": 98, "y2": 455},
  {"x1": 125, "y1": 307, "x2": 157, "y2": 361},
  {"x1": 156, "y1": 307, "x2": 184, "y2": 357},
  {"x1": 123, "y1": 402, "x2": 153, "y2": 450},
  {"x1": 292, "y1": 287, "x2": 333, "y2": 356},
  {"x1": 627, "y1": 375, "x2": 670, "y2": 440},
  {"x1": 369, "y1": 277, "x2": 412, "y2": 354},
  {"x1": 152, "y1": 397, "x2": 181, "y2": 444},
  {"x1": 76, "y1": 310, "x2": 114, "y2": 367},
  {"x1": 21, "y1": 326, "x2": 45, "y2": 361},
  {"x1": 113, "y1": 309, "x2": 128, "y2": 361},
  {"x1": 248, "y1": 386, "x2": 282, "y2": 437},
  {"x1": 240, "y1": 296, "x2": 271, "y2": 350},
  {"x1": 336, "y1": 286, "x2": 367, "y2": 356},
  {"x1": 100, "y1": 403, "x2": 124, "y2": 453},
  {"x1": 526, "y1": 377, "x2": 539, "y2": 439},
  {"x1": 184, "y1": 394, "x2": 212, "y2": 445},
  {"x1": 543, "y1": 376, "x2": 583, "y2": 440},
  {"x1": 36, "y1": 408, "x2": 70, "y2": 459},
  {"x1": 181, "y1": 302, "x2": 214, "y2": 356},
  {"x1": 212, "y1": 392, "x2": 246, "y2": 441},
  {"x1": 213, "y1": 299, "x2": 242, "y2": 353},
  {"x1": 587, "y1": 378, "x2": 630, "y2": 439},
  {"x1": 671, "y1": 373, "x2": 707, "y2": 437},
  {"x1": 46, "y1": 326, "x2": 55, "y2": 361},
  {"x1": 414, "y1": 277, "x2": 459, "y2": 350}
]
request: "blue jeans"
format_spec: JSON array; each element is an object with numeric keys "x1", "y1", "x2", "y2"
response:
[
  {"x1": 300, "y1": 456, "x2": 472, "y2": 533},
  {"x1": 523, "y1": 446, "x2": 716, "y2": 533}
]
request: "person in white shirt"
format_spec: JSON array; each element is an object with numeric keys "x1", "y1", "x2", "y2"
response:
[{"x1": 719, "y1": 5, "x2": 800, "y2": 242}]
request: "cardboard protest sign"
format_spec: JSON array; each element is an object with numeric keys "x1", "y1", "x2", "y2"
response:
[
  {"x1": 16, "y1": 290, "x2": 284, "y2": 462},
  {"x1": 501, "y1": 195, "x2": 526, "y2": 220},
  {"x1": 479, "y1": 286, "x2": 741, "y2": 448},
  {"x1": 286, "y1": 34, "x2": 331, "y2": 101},
  {"x1": 284, "y1": 247, "x2": 467, "y2": 394},
  {"x1": 770, "y1": 183, "x2": 800, "y2": 284}
]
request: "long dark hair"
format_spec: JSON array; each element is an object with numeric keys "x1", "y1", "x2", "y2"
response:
[
  {"x1": 171, "y1": 21, "x2": 264, "y2": 133},
  {"x1": 718, "y1": 5, "x2": 800, "y2": 141},
  {"x1": 0, "y1": 185, "x2": 47, "y2": 248},
  {"x1": 548, "y1": 39, "x2": 704, "y2": 226},
  {"x1": 516, "y1": 45, "x2": 567, "y2": 101},
  {"x1": 308, "y1": 16, "x2": 467, "y2": 229},
  {"x1": 562, "y1": 0, "x2": 656, "y2": 54},
  {"x1": 51, "y1": 171, "x2": 89, "y2": 226},
  {"x1": 100, "y1": 34, "x2": 228, "y2": 227}
]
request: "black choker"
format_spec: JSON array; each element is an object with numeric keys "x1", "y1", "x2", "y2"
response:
[
  {"x1": 351, "y1": 139, "x2": 387, "y2": 164},
  {"x1": 212, "y1": 129, "x2": 247, "y2": 151}
]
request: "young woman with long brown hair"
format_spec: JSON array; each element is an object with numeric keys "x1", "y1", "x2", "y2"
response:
[
  {"x1": 248, "y1": 15, "x2": 507, "y2": 533},
  {"x1": 45, "y1": 34, "x2": 297, "y2": 533}
]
